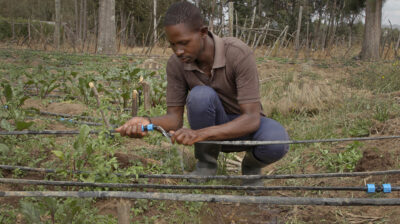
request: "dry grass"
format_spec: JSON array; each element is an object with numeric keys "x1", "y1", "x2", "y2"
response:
[{"x1": 258, "y1": 59, "x2": 351, "y2": 116}]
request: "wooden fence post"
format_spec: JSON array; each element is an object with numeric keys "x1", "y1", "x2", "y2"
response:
[{"x1": 131, "y1": 90, "x2": 138, "y2": 117}]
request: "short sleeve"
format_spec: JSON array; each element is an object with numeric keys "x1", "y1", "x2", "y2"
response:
[
  {"x1": 166, "y1": 56, "x2": 188, "y2": 107},
  {"x1": 233, "y1": 51, "x2": 260, "y2": 104}
]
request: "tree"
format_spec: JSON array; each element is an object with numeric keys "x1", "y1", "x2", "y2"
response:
[
  {"x1": 360, "y1": 0, "x2": 383, "y2": 60},
  {"x1": 97, "y1": 0, "x2": 116, "y2": 54},
  {"x1": 54, "y1": 0, "x2": 61, "y2": 50}
]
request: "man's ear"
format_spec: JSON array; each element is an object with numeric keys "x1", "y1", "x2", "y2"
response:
[{"x1": 200, "y1": 26, "x2": 208, "y2": 38}]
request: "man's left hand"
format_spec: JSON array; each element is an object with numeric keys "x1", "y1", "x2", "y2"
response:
[{"x1": 170, "y1": 128, "x2": 205, "y2": 145}]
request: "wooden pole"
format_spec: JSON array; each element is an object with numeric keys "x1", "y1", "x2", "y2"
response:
[
  {"x1": 88, "y1": 82, "x2": 111, "y2": 129},
  {"x1": 228, "y1": 1, "x2": 234, "y2": 37},
  {"x1": 295, "y1": 6, "x2": 303, "y2": 51},
  {"x1": 153, "y1": 0, "x2": 157, "y2": 44},
  {"x1": 131, "y1": 90, "x2": 138, "y2": 117},
  {"x1": 394, "y1": 32, "x2": 400, "y2": 58},
  {"x1": 246, "y1": 7, "x2": 256, "y2": 45},
  {"x1": 117, "y1": 199, "x2": 131, "y2": 224},
  {"x1": 209, "y1": 0, "x2": 215, "y2": 32},
  {"x1": 54, "y1": 0, "x2": 61, "y2": 50},
  {"x1": 139, "y1": 77, "x2": 151, "y2": 111}
]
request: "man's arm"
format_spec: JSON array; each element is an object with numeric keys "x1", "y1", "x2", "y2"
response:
[
  {"x1": 115, "y1": 106, "x2": 184, "y2": 138},
  {"x1": 171, "y1": 102, "x2": 260, "y2": 145}
]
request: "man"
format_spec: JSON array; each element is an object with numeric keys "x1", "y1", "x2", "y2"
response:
[{"x1": 116, "y1": 2, "x2": 289, "y2": 186}]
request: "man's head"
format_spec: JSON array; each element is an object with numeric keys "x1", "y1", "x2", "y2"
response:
[{"x1": 164, "y1": 2, "x2": 208, "y2": 63}]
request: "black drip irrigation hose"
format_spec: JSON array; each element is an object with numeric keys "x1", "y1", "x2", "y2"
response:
[
  {"x1": 1, "y1": 164, "x2": 400, "y2": 180},
  {"x1": 26, "y1": 116, "x2": 103, "y2": 127},
  {"x1": 202, "y1": 135, "x2": 400, "y2": 146},
  {"x1": 0, "y1": 130, "x2": 116, "y2": 135},
  {"x1": 1, "y1": 128, "x2": 400, "y2": 146},
  {"x1": 32, "y1": 110, "x2": 100, "y2": 122},
  {"x1": 1, "y1": 191, "x2": 399, "y2": 206},
  {"x1": 0, "y1": 177, "x2": 398, "y2": 192}
]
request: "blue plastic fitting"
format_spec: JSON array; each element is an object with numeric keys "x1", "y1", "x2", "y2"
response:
[
  {"x1": 60, "y1": 118, "x2": 65, "y2": 121},
  {"x1": 382, "y1": 184, "x2": 391, "y2": 193},
  {"x1": 68, "y1": 119, "x2": 73, "y2": 123},
  {"x1": 141, "y1": 124, "x2": 154, "y2": 132},
  {"x1": 367, "y1": 184, "x2": 375, "y2": 193}
]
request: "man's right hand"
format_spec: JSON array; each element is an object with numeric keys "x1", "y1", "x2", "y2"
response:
[{"x1": 115, "y1": 117, "x2": 151, "y2": 138}]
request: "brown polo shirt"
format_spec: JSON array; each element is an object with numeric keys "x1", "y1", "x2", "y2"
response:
[{"x1": 166, "y1": 32, "x2": 262, "y2": 115}]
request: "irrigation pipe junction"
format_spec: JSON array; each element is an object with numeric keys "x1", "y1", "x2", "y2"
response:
[{"x1": 1, "y1": 125, "x2": 400, "y2": 205}]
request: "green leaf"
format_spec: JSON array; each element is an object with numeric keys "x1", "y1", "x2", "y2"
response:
[
  {"x1": 73, "y1": 125, "x2": 91, "y2": 150},
  {"x1": 18, "y1": 96, "x2": 30, "y2": 107},
  {"x1": 3, "y1": 83, "x2": 13, "y2": 102},
  {"x1": 52, "y1": 150, "x2": 65, "y2": 161},
  {"x1": 15, "y1": 121, "x2": 34, "y2": 131},
  {"x1": 20, "y1": 200, "x2": 44, "y2": 224},
  {"x1": 0, "y1": 119, "x2": 14, "y2": 131},
  {"x1": 0, "y1": 143, "x2": 9, "y2": 154}
]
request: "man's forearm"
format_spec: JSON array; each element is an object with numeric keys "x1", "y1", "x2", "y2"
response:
[{"x1": 147, "y1": 106, "x2": 184, "y2": 131}]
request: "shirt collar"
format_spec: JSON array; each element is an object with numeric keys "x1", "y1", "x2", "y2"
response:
[{"x1": 183, "y1": 31, "x2": 226, "y2": 71}]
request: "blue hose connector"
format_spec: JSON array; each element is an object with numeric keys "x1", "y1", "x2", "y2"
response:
[
  {"x1": 60, "y1": 118, "x2": 65, "y2": 121},
  {"x1": 141, "y1": 124, "x2": 154, "y2": 132},
  {"x1": 382, "y1": 184, "x2": 391, "y2": 193},
  {"x1": 367, "y1": 184, "x2": 375, "y2": 193}
]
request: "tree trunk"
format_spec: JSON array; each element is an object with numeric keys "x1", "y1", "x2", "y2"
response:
[
  {"x1": 74, "y1": 0, "x2": 79, "y2": 43},
  {"x1": 294, "y1": 5, "x2": 303, "y2": 51},
  {"x1": 228, "y1": 1, "x2": 234, "y2": 37},
  {"x1": 246, "y1": 6, "x2": 256, "y2": 45},
  {"x1": 83, "y1": 0, "x2": 87, "y2": 43},
  {"x1": 394, "y1": 32, "x2": 400, "y2": 58},
  {"x1": 54, "y1": 0, "x2": 61, "y2": 50},
  {"x1": 209, "y1": 0, "x2": 215, "y2": 32},
  {"x1": 79, "y1": 0, "x2": 83, "y2": 41},
  {"x1": 97, "y1": 0, "x2": 116, "y2": 54},
  {"x1": 325, "y1": 0, "x2": 337, "y2": 49},
  {"x1": 361, "y1": 0, "x2": 383, "y2": 60},
  {"x1": 128, "y1": 16, "x2": 136, "y2": 47},
  {"x1": 153, "y1": 0, "x2": 157, "y2": 45}
]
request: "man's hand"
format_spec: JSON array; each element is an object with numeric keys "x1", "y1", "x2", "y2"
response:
[
  {"x1": 115, "y1": 117, "x2": 151, "y2": 138},
  {"x1": 170, "y1": 128, "x2": 206, "y2": 145}
]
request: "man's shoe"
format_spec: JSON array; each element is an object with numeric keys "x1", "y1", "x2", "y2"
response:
[
  {"x1": 241, "y1": 150, "x2": 268, "y2": 187},
  {"x1": 188, "y1": 143, "x2": 220, "y2": 183}
]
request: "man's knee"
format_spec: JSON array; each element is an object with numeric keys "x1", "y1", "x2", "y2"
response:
[
  {"x1": 252, "y1": 118, "x2": 290, "y2": 164},
  {"x1": 187, "y1": 85, "x2": 218, "y2": 113}
]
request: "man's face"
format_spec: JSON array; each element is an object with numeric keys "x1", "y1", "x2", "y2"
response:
[{"x1": 165, "y1": 23, "x2": 205, "y2": 64}]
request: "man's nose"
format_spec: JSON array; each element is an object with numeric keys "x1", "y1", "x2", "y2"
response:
[{"x1": 175, "y1": 49, "x2": 184, "y2": 57}]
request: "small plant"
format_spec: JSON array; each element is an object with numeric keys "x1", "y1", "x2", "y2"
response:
[
  {"x1": 373, "y1": 103, "x2": 390, "y2": 122},
  {"x1": 347, "y1": 119, "x2": 371, "y2": 137},
  {"x1": 25, "y1": 65, "x2": 61, "y2": 98},
  {"x1": 0, "y1": 81, "x2": 33, "y2": 131},
  {"x1": 20, "y1": 198, "x2": 116, "y2": 224},
  {"x1": 317, "y1": 142, "x2": 363, "y2": 172}
]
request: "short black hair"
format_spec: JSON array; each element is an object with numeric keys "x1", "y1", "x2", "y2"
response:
[{"x1": 164, "y1": 1, "x2": 204, "y2": 31}]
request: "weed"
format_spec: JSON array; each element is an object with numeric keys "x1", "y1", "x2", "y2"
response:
[
  {"x1": 317, "y1": 142, "x2": 363, "y2": 172},
  {"x1": 373, "y1": 102, "x2": 390, "y2": 122},
  {"x1": 20, "y1": 198, "x2": 116, "y2": 224},
  {"x1": 0, "y1": 204, "x2": 17, "y2": 223}
]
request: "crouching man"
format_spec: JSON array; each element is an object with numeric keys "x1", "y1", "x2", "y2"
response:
[{"x1": 116, "y1": 2, "x2": 289, "y2": 186}]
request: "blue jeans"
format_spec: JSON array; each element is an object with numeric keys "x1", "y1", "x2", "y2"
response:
[{"x1": 186, "y1": 86, "x2": 289, "y2": 165}]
